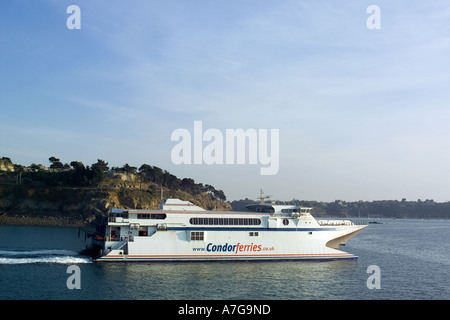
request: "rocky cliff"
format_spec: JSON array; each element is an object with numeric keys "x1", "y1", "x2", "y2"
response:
[{"x1": 0, "y1": 184, "x2": 231, "y2": 227}]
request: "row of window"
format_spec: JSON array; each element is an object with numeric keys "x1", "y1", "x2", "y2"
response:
[
  {"x1": 111, "y1": 213, "x2": 168, "y2": 220},
  {"x1": 189, "y1": 217, "x2": 261, "y2": 226},
  {"x1": 190, "y1": 231, "x2": 260, "y2": 241},
  {"x1": 136, "y1": 213, "x2": 167, "y2": 220}
]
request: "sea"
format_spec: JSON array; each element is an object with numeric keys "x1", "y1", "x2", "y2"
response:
[{"x1": 0, "y1": 219, "x2": 449, "y2": 302}]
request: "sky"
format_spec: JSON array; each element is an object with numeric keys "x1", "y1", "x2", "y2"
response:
[{"x1": 1, "y1": 1, "x2": 450, "y2": 202}]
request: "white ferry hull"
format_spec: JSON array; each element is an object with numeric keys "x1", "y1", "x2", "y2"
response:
[
  {"x1": 95, "y1": 226, "x2": 366, "y2": 262},
  {"x1": 89, "y1": 199, "x2": 367, "y2": 262}
]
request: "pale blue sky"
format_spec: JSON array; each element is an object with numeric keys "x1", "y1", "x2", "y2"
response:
[{"x1": 1, "y1": 1, "x2": 450, "y2": 202}]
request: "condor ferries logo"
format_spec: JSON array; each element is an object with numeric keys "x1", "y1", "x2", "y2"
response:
[{"x1": 193, "y1": 242, "x2": 275, "y2": 254}]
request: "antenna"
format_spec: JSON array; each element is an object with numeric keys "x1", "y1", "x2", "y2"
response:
[{"x1": 259, "y1": 189, "x2": 271, "y2": 204}]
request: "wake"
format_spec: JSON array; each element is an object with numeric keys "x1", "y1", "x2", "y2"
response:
[{"x1": 0, "y1": 249, "x2": 92, "y2": 264}]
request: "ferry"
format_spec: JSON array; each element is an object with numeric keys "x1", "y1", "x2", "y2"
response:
[{"x1": 82, "y1": 197, "x2": 367, "y2": 262}]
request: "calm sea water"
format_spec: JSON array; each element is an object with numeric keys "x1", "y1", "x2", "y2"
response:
[{"x1": 0, "y1": 219, "x2": 448, "y2": 300}]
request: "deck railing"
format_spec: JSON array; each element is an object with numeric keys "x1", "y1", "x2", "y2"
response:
[{"x1": 317, "y1": 219, "x2": 367, "y2": 226}]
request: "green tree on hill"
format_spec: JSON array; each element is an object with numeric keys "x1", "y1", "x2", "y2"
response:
[
  {"x1": 49, "y1": 156, "x2": 64, "y2": 170},
  {"x1": 91, "y1": 159, "x2": 109, "y2": 184}
]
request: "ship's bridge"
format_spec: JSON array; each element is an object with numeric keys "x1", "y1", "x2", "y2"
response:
[{"x1": 245, "y1": 204, "x2": 312, "y2": 217}]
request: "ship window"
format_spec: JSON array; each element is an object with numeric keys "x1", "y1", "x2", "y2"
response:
[
  {"x1": 190, "y1": 231, "x2": 204, "y2": 241},
  {"x1": 283, "y1": 219, "x2": 289, "y2": 226},
  {"x1": 249, "y1": 232, "x2": 259, "y2": 237},
  {"x1": 137, "y1": 213, "x2": 166, "y2": 220}
]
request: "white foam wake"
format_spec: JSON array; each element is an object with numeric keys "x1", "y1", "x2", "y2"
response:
[
  {"x1": 0, "y1": 249, "x2": 78, "y2": 256},
  {"x1": 0, "y1": 249, "x2": 92, "y2": 264}
]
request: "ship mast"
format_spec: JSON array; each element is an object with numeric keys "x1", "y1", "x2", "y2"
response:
[{"x1": 258, "y1": 189, "x2": 271, "y2": 204}]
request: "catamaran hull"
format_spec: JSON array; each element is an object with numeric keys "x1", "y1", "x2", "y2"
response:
[{"x1": 94, "y1": 225, "x2": 366, "y2": 262}]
